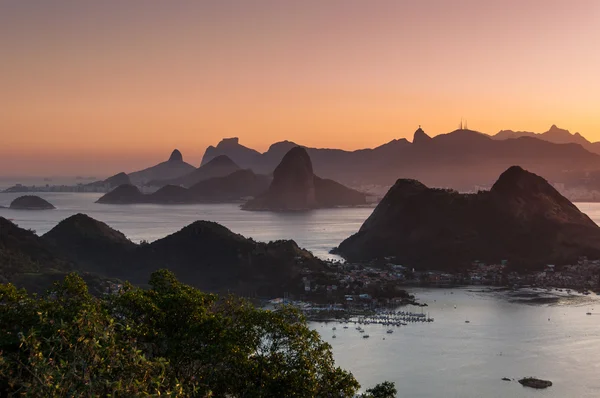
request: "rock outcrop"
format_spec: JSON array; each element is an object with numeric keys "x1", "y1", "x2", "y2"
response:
[
  {"x1": 518, "y1": 378, "x2": 552, "y2": 389},
  {"x1": 9, "y1": 196, "x2": 55, "y2": 210},
  {"x1": 242, "y1": 147, "x2": 366, "y2": 211},
  {"x1": 336, "y1": 166, "x2": 600, "y2": 270}
]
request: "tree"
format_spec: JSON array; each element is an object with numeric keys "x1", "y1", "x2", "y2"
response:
[
  {"x1": 0, "y1": 270, "x2": 361, "y2": 397},
  {"x1": 363, "y1": 381, "x2": 397, "y2": 398}
]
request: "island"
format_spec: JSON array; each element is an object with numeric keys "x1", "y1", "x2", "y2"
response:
[
  {"x1": 518, "y1": 377, "x2": 552, "y2": 389},
  {"x1": 242, "y1": 146, "x2": 367, "y2": 211},
  {"x1": 9, "y1": 195, "x2": 55, "y2": 210}
]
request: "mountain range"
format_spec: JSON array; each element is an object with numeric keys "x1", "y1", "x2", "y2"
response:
[
  {"x1": 199, "y1": 126, "x2": 600, "y2": 192},
  {"x1": 493, "y1": 125, "x2": 600, "y2": 155},
  {"x1": 1, "y1": 214, "x2": 325, "y2": 296}
]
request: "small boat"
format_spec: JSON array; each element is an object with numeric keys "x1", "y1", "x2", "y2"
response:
[
  {"x1": 343, "y1": 326, "x2": 348, "y2": 329},
  {"x1": 332, "y1": 335, "x2": 337, "y2": 338},
  {"x1": 332, "y1": 327, "x2": 336, "y2": 330},
  {"x1": 363, "y1": 335, "x2": 370, "y2": 338},
  {"x1": 386, "y1": 329, "x2": 393, "y2": 334},
  {"x1": 586, "y1": 312, "x2": 592, "y2": 315}
]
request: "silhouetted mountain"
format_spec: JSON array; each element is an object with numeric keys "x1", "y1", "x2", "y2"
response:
[
  {"x1": 96, "y1": 184, "x2": 144, "y2": 204},
  {"x1": 412, "y1": 127, "x2": 432, "y2": 145},
  {"x1": 201, "y1": 137, "x2": 261, "y2": 168},
  {"x1": 149, "y1": 155, "x2": 241, "y2": 188},
  {"x1": 243, "y1": 147, "x2": 366, "y2": 211},
  {"x1": 187, "y1": 169, "x2": 271, "y2": 202},
  {"x1": 9, "y1": 195, "x2": 55, "y2": 210},
  {"x1": 0, "y1": 217, "x2": 71, "y2": 280},
  {"x1": 202, "y1": 128, "x2": 600, "y2": 192},
  {"x1": 128, "y1": 149, "x2": 196, "y2": 185},
  {"x1": 86, "y1": 172, "x2": 131, "y2": 190},
  {"x1": 43, "y1": 214, "x2": 136, "y2": 275},
  {"x1": 97, "y1": 170, "x2": 271, "y2": 204},
  {"x1": 494, "y1": 125, "x2": 600, "y2": 155},
  {"x1": 134, "y1": 221, "x2": 323, "y2": 295},
  {"x1": 336, "y1": 166, "x2": 600, "y2": 270},
  {"x1": 39, "y1": 215, "x2": 323, "y2": 296}
]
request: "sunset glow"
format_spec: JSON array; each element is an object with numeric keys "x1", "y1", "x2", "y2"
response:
[{"x1": 1, "y1": 0, "x2": 599, "y2": 176}]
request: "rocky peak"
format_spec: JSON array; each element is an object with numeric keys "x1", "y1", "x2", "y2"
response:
[
  {"x1": 273, "y1": 146, "x2": 314, "y2": 182},
  {"x1": 491, "y1": 166, "x2": 555, "y2": 197},
  {"x1": 169, "y1": 149, "x2": 183, "y2": 162},
  {"x1": 412, "y1": 127, "x2": 432, "y2": 144},
  {"x1": 216, "y1": 137, "x2": 240, "y2": 148}
]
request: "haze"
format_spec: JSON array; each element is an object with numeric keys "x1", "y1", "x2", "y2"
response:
[{"x1": 1, "y1": 0, "x2": 599, "y2": 176}]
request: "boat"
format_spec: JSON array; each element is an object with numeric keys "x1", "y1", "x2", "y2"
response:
[
  {"x1": 586, "y1": 312, "x2": 592, "y2": 315},
  {"x1": 363, "y1": 335, "x2": 370, "y2": 338},
  {"x1": 343, "y1": 326, "x2": 348, "y2": 329},
  {"x1": 386, "y1": 329, "x2": 393, "y2": 334},
  {"x1": 332, "y1": 327, "x2": 336, "y2": 330},
  {"x1": 332, "y1": 335, "x2": 337, "y2": 338}
]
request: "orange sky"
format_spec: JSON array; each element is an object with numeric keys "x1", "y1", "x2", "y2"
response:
[{"x1": 1, "y1": 0, "x2": 599, "y2": 176}]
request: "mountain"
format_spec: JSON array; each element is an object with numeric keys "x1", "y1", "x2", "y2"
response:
[
  {"x1": 148, "y1": 155, "x2": 241, "y2": 188},
  {"x1": 40, "y1": 215, "x2": 323, "y2": 296},
  {"x1": 242, "y1": 147, "x2": 366, "y2": 211},
  {"x1": 96, "y1": 184, "x2": 144, "y2": 204},
  {"x1": 202, "y1": 128, "x2": 600, "y2": 191},
  {"x1": 9, "y1": 195, "x2": 55, "y2": 210},
  {"x1": 0, "y1": 217, "x2": 71, "y2": 281},
  {"x1": 128, "y1": 149, "x2": 196, "y2": 185},
  {"x1": 98, "y1": 169, "x2": 269, "y2": 204},
  {"x1": 86, "y1": 171, "x2": 131, "y2": 190},
  {"x1": 494, "y1": 125, "x2": 600, "y2": 155},
  {"x1": 43, "y1": 214, "x2": 136, "y2": 275},
  {"x1": 187, "y1": 169, "x2": 271, "y2": 202},
  {"x1": 335, "y1": 166, "x2": 600, "y2": 270},
  {"x1": 133, "y1": 221, "x2": 323, "y2": 295},
  {"x1": 201, "y1": 137, "x2": 261, "y2": 168}
]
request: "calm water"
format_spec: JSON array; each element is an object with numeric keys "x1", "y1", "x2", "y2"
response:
[
  {"x1": 0, "y1": 192, "x2": 373, "y2": 259},
  {"x1": 2, "y1": 192, "x2": 600, "y2": 397},
  {"x1": 314, "y1": 288, "x2": 600, "y2": 398}
]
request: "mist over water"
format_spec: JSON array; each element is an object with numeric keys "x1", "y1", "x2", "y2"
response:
[{"x1": 2, "y1": 192, "x2": 600, "y2": 397}]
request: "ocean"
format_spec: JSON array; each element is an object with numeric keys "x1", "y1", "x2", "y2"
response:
[{"x1": 1, "y1": 191, "x2": 600, "y2": 397}]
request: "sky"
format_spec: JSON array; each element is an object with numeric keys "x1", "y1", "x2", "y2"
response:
[{"x1": 1, "y1": 0, "x2": 599, "y2": 177}]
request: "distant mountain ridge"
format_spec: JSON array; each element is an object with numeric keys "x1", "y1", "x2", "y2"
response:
[
  {"x1": 493, "y1": 125, "x2": 600, "y2": 155},
  {"x1": 128, "y1": 149, "x2": 196, "y2": 185},
  {"x1": 200, "y1": 127, "x2": 600, "y2": 191},
  {"x1": 97, "y1": 170, "x2": 271, "y2": 204},
  {"x1": 148, "y1": 155, "x2": 241, "y2": 188}
]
